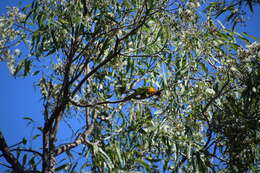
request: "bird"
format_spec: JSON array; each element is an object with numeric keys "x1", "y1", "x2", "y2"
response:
[{"x1": 124, "y1": 87, "x2": 162, "y2": 100}]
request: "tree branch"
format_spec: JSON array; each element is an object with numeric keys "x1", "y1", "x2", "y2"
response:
[
  {"x1": 69, "y1": 89, "x2": 162, "y2": 108},
  {"x1": 0, "y1": 131, "x2": 26, "y2": 173},
  {"x1": 175, "y1": 155, "x2": 187, "y2": 172},
  {"x1": 71, "y1": 38, "x2": 121, "y2": 97},
  {"x1": 201, "y1": 79, "x2": 230, "y2": 124},
  {"x1": 54, "y1": 109, "x2": 98, "y2": 156},
  {"x1": 70, "y1": 98, "x2": 129, "y2": 108},
  {"x1": 10, "y1": 148, "x2": 42, "y2": 157},
  {"x1": 70, "y1": 13, "x2": 149, "y2": 98}
]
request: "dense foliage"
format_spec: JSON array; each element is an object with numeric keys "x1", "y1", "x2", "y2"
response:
[
  {"x1": 0, "y1": 0, "x2": 259, "y2": 172},
  {"x1": 206, "y1": 0, "x2": 260, "y2": 29}
]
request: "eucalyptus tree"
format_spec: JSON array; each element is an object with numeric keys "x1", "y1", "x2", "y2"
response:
[{"x1": 0, "y1": 0, "x2": 259, "y2": 172}]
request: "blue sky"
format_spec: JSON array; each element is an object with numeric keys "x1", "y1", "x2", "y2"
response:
[{"x1": 0, "y1": 0, "x2": 259, "y2": 171}]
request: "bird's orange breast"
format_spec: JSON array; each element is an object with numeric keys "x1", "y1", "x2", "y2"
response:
[{"x1": 147, "y1": 87, "x2": 158, "y2": 94}]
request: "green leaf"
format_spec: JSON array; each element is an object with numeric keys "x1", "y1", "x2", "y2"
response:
[
  {"x1": 248, "y1": 0, "x2": 254, "y2": 12},
  {"x1": 98, "y1": 147, "x2": 114, "y2": 169},
  {"x1": 13, "y1": 61, "x2": 24, "y2": 76},
  {"x1": 199, "y1": 63, "x2": 208, "y2": 73},
  {"x1": 55, "y1": 164, "x2": 68, "y2": 171},
  {"x1": 24, "y1": 59, "x2": 31, "y2": 76},
  {"x1": 135, "y1": 159, "x2": 151, "y2": 171},
  {"x1": 22, "y1": 154, "x2": 27, "y2": 166},
  {"x1": 33, "y1": 70, "x2": 40, "y2": 76},
  {"x1": 242, "y1": 32, "x2": 260, "y2": 42},
  {"x1": 154, "y1": 109, "x2": 163, "y2": 115},
  {"x1": 66, "y1": 150, "x2": 74, "y2": 159},
  {"x1": 195, "y1": 152, "x2": 206, "y2": 173},
  {"x1": 32, "y1": 134, "x2": 40, "y2": 140},
  {"x1": 123, "y1": 0, "x2": 132, "y2": 8},
  {"x1": 162, "y1": 66, "x2": 168, "y2": 87},
  {"x1": 16, "y1": 148, "x2": 21, "y2": 160},
  {"x1": 22, "y1": 138, "x2": 27, "y2": 145},
  {"x1": 230, "y1": 43, "x2": 240, "y2": 49},
  {"x1": 145, "y1": 157, "x2": 161, "y2": 162},
  {"x1": 23, "y1": 117, "x2": 34, "y2": 122},
  {"x1": 69, "y1": 162, "x2": 78, "y2": 173},
  {"x1": 29, "y1": 157, "x2": 36, "y2": 168},
  {"x1": 115, "y1": 144, "x2": 123, "y2": 167}
]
